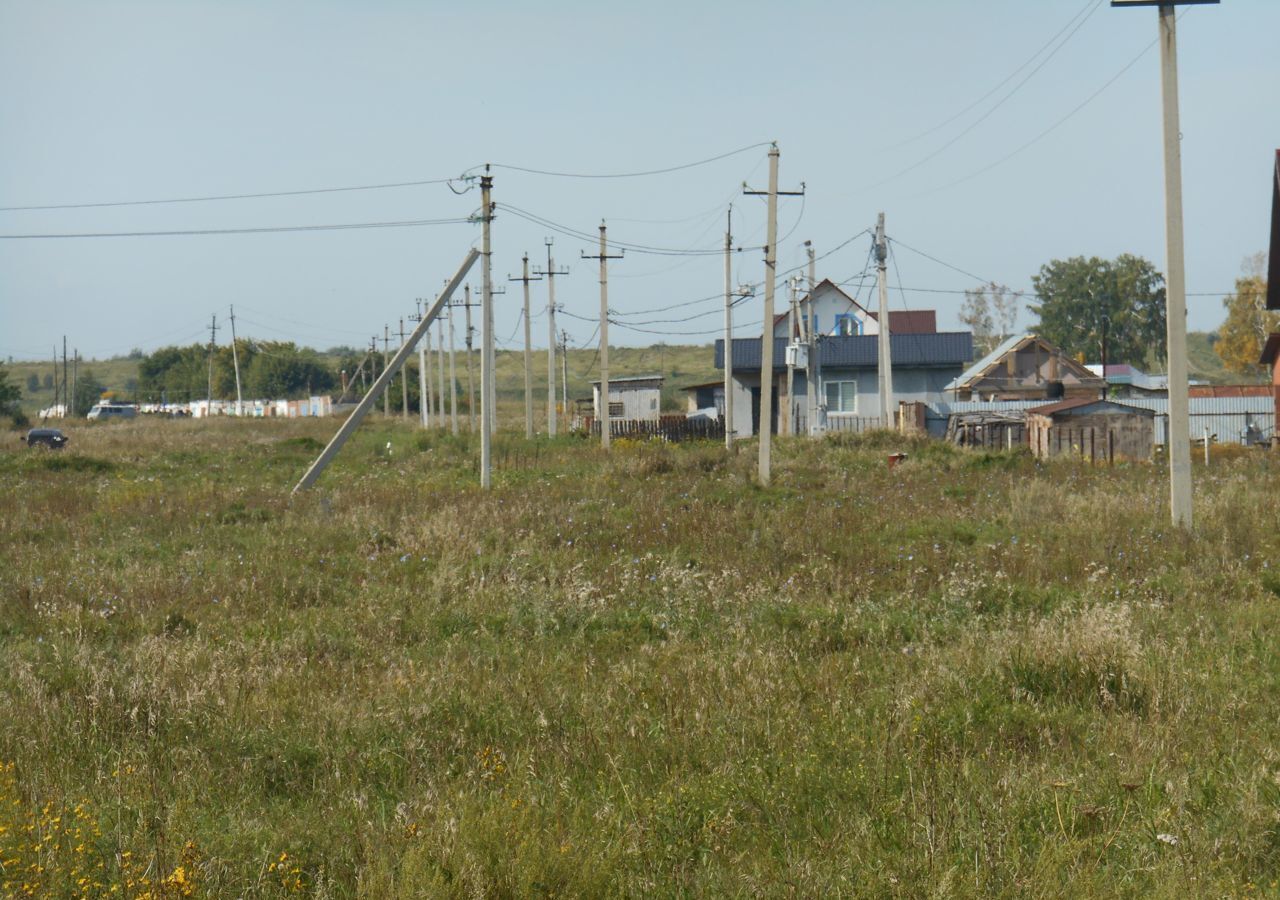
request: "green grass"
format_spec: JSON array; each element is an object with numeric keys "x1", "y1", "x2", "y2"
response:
[{"x1": 1, "y1": 417, "x2": 1279, "y2": 897}]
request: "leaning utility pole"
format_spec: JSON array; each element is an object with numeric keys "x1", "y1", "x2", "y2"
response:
[
  {"x1": 583, "y1": 221, "x2": 623, "y2": 449},
  {"x1": 534, "y1": 239, "x2": 570, "y2": 437},
  {"x1": 724, "y1": 208, "x2": 735, "y2": 449},
  {"x1": 293, "y1": 249, "x2": 478, "y2": 494},
  {"x1": 229, "y1": 305, "x2": 244, "y2": 415},
  {"x1": 479, "y1": 171, "x2": 495, "y2": 489},
  {"x1": 510, "y1": 254, "x2": 542, "y2": 438},
  {"x1": 875, "y1": 213, "x2": 894, "y2": 429},
  {"x1": 744, "y1": 143, "x2": 803, "y2": 485}
]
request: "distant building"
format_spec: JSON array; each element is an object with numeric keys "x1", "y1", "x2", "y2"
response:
[
  {"x1": 715, "y1": 332, "x2": 973, "y2": 436},
  {"x1": 1026, "y1": 397, "x2": 1156, "y2": 463},
  {"x1": 1085, "y1": 363, "x2": 1169, "y2": 397},
  {"x1": 945, "y1": 334, "x2": 1106, "y2": 402},
  {"x1": 590, "y1": 375, "x2": 663, "y2": 422},
  {"x1": 771, "y1": 279, "x2": 937, "y2": 339}
]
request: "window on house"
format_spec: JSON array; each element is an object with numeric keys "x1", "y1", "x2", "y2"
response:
[
  {"x1": 608, "y1": 401, "x2": 624, "y2": 417},
  {"x1": 834, "y1": 313, "x2": 859, "y2": 336},
  {"x1": 824, "y1": 380, "x2": 857, "y2": 413}
]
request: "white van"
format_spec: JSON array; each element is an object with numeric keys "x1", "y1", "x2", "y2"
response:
[{"x1": 87, "y1": 402, "x2": 137, "y2": 421}]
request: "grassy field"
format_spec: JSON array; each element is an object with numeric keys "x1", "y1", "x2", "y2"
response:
[{"x1": 2, "y1": 417, "x2": 1279, "y2": 897}]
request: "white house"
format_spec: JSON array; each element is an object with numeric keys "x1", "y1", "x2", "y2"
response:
[{"x1": 772, "y1": 279, "x2": 938, "y2": 340}]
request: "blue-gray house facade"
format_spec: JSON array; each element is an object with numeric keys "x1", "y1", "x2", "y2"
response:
[{"x1": 714, "y1": 332, "x2": 974, "y2": 437}]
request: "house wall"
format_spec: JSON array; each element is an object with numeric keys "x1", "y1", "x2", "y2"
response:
[
  {"x1": 772, "y1": 284, "x2": 876, "y2": 339},
  {"x1": 733, "y1": 365, "x2": 961, "y2": 436}
]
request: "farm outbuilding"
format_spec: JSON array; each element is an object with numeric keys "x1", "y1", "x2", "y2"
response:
[
  {"x1": 590, "y1": 375, "x2": 663, "y2": 423},
  {"x1": 1026, "y1": 397, "x2": 1155, "y2": 463}
]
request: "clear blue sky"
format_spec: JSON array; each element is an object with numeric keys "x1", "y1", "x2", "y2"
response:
[{"x1": 1, "y1": 0, "x2": 1275, "y2": 361}]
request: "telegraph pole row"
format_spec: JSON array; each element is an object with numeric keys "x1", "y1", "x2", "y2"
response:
[
  {"x1": 534, "y1": 239, "x2": 570, "y2": 437},
  {"x1": 582, "y1": 221, "x2": 623, "y2": 449},
  {"x1": 744, "y1": 142, "x2": 804, "y2": 486}
]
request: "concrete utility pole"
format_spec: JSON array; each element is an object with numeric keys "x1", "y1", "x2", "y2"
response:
[
  {"x1": 229, "y1": 305, "x2": 244, "y2": 416},
  {"x1": 806, "y1": 241, "x2": 818, "y2": 436},
  {"x1": 447, "y1": 298, "x2": 459, "y2": 435},
  {"x1": 510, "y1": 254, "x2": 542, "y2": 438},
  {"x1": 415, "y1": 301, "x2": 430, "y2": 428},
  {"x1": 1111, "y1": 0, "x2": 1212, "y2": 528},
  {"x1": 744, "y1": 143, "x2": 804, "y2": 485},
  {"x1": 206, "y1": 317, "x2": 217, "y2": 410},
  {"x1": 583, "y1": 221, "x2": 623, "y2": 449},
  {"x1": 534, "y1": 239, "x2": 570, "y2": 437},
  {"x1": 71, "y1": 349, "x2": 77, "y2": 416},
  {"x1": 724, "y1": 208, "x2": 735, "y2": 449},
  {"x1": 464, "y1": 285, "x2": 475, "y2": 430},
  {"x1": 382, "y1": 325, "x2": 391, "y2": 417},
  {"x1": 479, "y1": 171, "x2": 495, "y2": 489},
  {"x1": 785, "y1": 276, "x2": 800, "y2": 436},
  {"x1": 560, "y1": 330, "x2": 570, "y2": 420},
  {"x1": 875, "y1": 213, "x2": 894, "y2": 429},
  {"x1": 51, "y1": 347, "x2": 58, "y2": 418},
  {"x1": 398, "y1": 318, "x2": 410, "y2": 419},
  {"x1": 436, "y1": 316, "x2": 446, "y2": 431},
  {"x1": 293, "y1": 249, "x2": 478, "y2": 494}
]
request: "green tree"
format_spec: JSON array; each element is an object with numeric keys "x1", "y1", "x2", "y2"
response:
[
  {"x1": 1214, "y1": 254, "x2": 1276, "y2": 377},
  {"x1": 0, "y1": 363, "x2": 24, "y2": 427},
  {"x1": 244, "y1": 342, "x2": 335, "y2": 398},
  {"x1": 26, "y1": 373, "x2": 40, "y2": 393},
  {"x1": 1029, "y1": 255, "x2": 1166, "y2": 367},
  {"x1": 72, "y1": 371, "x2": 106, "y2": 417}
]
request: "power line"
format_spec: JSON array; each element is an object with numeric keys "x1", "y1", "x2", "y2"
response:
[
  {"x1": 0, "y1": 217, "x2": 473, "y2": 240},
  {"x1": 477, "y1": 142, "x2": 771, "y2": 179},
  {"x1": 886, "y1": 236, "x2": 994, "y2": 284},
  {"x1": 0, "y1": 177, "x2": 468, "y2": 213},
  {"x1": 501, "y1": 203, "x2": 726, "y2": 257},
  {"x1": 909, "y1": 7, "x2": 1192, "y2": 199},
  {"x1": 884, "y1": 0, "x2": 1101, "y2": 151}
]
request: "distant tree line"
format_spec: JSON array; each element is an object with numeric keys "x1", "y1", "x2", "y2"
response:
[{"x1": 137, "y1": 341, "x2": 337, "y2": 402}]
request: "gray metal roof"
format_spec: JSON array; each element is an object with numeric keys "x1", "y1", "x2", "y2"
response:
[{"x1": 715, "y1": 332, "x2": 973, "y2": 371}]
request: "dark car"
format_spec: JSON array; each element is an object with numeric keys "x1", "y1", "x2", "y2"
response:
[{"x1": 22, "y1": 428, "x2": 68, "y2": 449}]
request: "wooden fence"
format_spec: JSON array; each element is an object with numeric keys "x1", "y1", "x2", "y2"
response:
[{"x1": 583, "y1": 415, "x2": 725, "y2": 442}]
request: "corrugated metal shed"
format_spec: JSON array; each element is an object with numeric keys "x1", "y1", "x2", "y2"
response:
[{"x1": 715, "y1": 332, "x2": 973, "y2": 371}]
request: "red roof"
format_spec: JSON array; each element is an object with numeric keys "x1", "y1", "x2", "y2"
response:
[{"x1": 868, "y1": 310, "x2": 937, "y2": 334}]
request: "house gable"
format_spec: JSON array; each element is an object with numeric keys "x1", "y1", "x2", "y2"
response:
[{"x1": 947, "y1": 334, "x2": 1105, "y2": 400}]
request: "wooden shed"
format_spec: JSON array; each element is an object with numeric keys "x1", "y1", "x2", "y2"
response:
[{"x1": 1026, "y1": 398, "x2": 1155, "y2": 463}]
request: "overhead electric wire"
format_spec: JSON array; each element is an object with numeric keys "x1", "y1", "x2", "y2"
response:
[
  {"x1": 886, "y1": 236, "x2": 994, "y2": 285},
  {"x1": 883, "y1": 0, "x2": 1101, "y2": 152},
  {"x1": 909, "y1": 6, "x2": 1192, "y2": 199},
  {"x1": 476, "y1": 142, "x2": 771, "y2": 180},
  {"x1": 0, "y1": 217, "x2": 473, "y2": 240},
  {"x1": 864, "y1": 0, "x2": 1105, "y2": 190},
  {"x1": 501, "y1": 203, "x2": 725, "y2": 257},
  {"x1": 0, "y1": 177, "x2": 467, "y2": 213}
]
